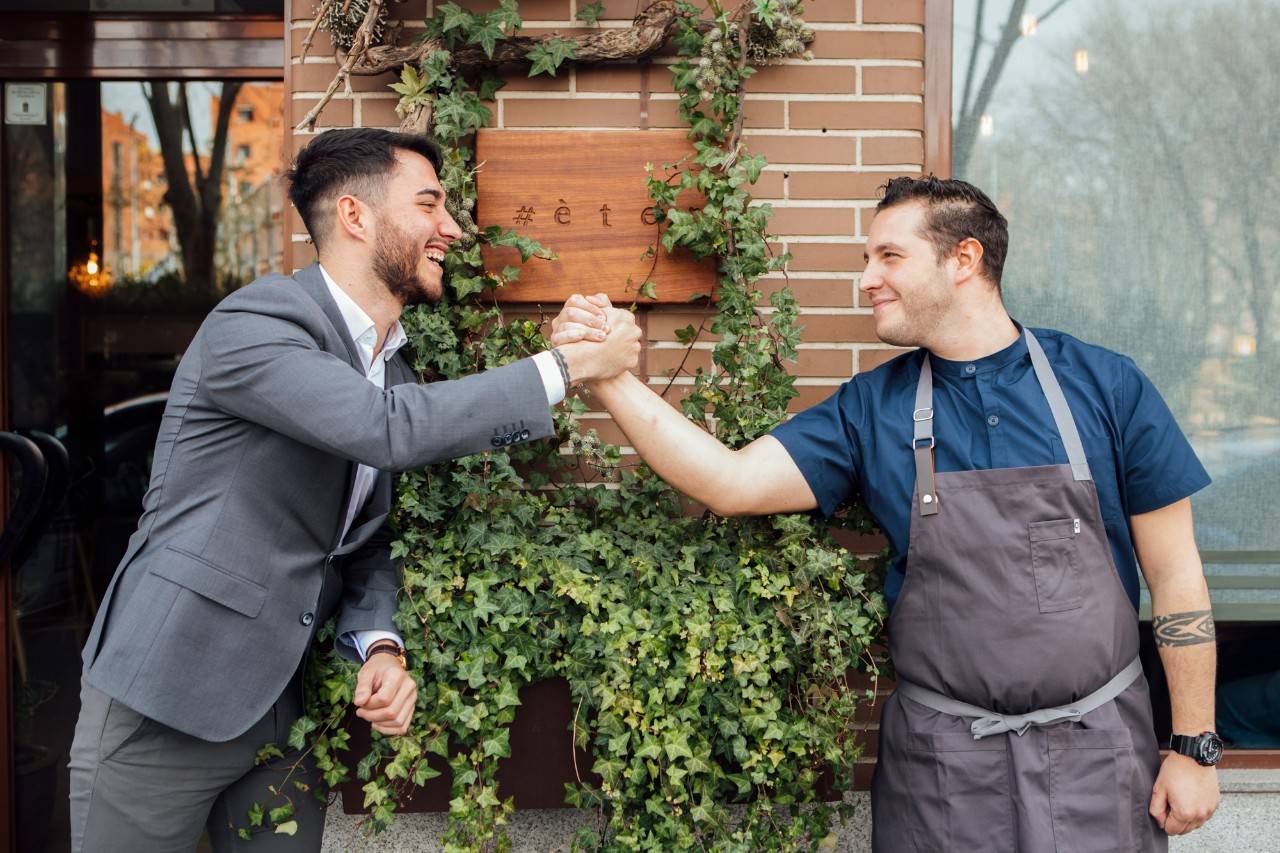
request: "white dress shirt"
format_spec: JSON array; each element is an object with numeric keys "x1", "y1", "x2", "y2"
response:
[{"x1": 320, "y1": 265, "x2": 565, "y2": 659}]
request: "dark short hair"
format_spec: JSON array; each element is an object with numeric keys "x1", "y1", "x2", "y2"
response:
[
  {"x1": 876, "y1": 176, "x2": 1009, "y2": 290},
  {"x1": 285, "y1": 128, "x2": 443, "y2": 250}
]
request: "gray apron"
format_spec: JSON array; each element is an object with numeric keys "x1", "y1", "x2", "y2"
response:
[{"x1": 870, "y1": 330, "x2": 1167, "y2": 853}]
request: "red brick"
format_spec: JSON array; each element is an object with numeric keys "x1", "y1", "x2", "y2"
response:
[
  {"x1": 803, "y1": 0, "x2": 857, "y2": 23},
  {"x1": 863, "y1": 0, "x2": 926, "y2": 24},
  {"x1": 767, "y1": 207, "x2": 857, "y2": 237},
  {"x1": 744, "y1": 134, "x2": 856, "y2": 165},
  {"x1": 290, "y1": 24, "x2": 337, "y2": 57},
  {"x1": 757, "y1": 278, "x2": 856, "y2": 308},
  {"x1": 788, "y1": 170, "x2": 917, "y2": 201},
  {"x1": 502, "y1": 97, "x2": 642, "y2": 127},
  {"x1": 292, "y1": 95, "x2": 352, "y2": 128},
  {"x1": 745, "y1": 66, "x2": 856, "y2": 95},
  {"x1": 644, "y1": 347, "x2": 853, "y2": 379},
  {"x1": 646, "y1": 310, "x2": 718, "y2": 342},
  {"x1": 790, "y1": 101, "x2": 923, "y2": 131},
  {"x1": 752, "y1": 170, "x2": 785, "y2": 198},
  {"x1": 792, "y1": 313, "x2": 878, "y2": 342},
  {"x1": 862, "y1": 136, "x2": 924, "y2": 166},
  {"x1": 291, "y1": 240, "x2": 318, "y2": 267},
  {"x1": 290, "y1": 60, "x2": 343, "y2": 93},
  {"x1": 859, "y1": 346, "x2": 912, "y2": 371},
  {"x1": 788, "y1": 384, "x2": 839, "y2": 411},
  {"x1": 787, "y1": 242, "x2": 867, "y2": 272},
  {"x1": 648, "y1": 98, "x2": 785, "y2": 129},
  {"x1": 502, "y1": 73, "x2": 572, "y2": 92},
  {"x1": 359, "y1": 96, "x2": 403, "y2": 128},
  {"x1": 576, "y1": 66, "x2": 647, "y2": 93},
  {"x1": 458, "y1": 0, "x2": 571, "y2": 19},
  {"x1": 862, "y1": 65, "x2": 924, "y2": 96},
  {"x1": 810, "y1": 31, "x2": 924, "y2": 61}
]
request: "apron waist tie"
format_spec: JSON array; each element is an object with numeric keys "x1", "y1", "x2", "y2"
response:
[{"x1": 896, "y1": 656, "x2": 1144, "y2": 740}]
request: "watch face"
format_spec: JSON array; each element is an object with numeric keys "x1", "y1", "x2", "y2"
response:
[{"x1": 1197, "y1": 733, "x2": 1224, "y2": 765}]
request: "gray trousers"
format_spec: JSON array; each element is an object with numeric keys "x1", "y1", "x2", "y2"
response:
[{"x1": 69, "y1": 675, "x2": 326, "y2": 853}]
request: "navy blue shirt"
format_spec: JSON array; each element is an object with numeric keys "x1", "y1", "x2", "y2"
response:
[{"x1": 771, "y1": 326, "x2": 1211, "y2": 611}]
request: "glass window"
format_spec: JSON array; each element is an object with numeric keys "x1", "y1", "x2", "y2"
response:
[
  {"x1": 953, "y1": 0, "x2": 1280, "y2": 749},
  {"x1": 6, "y1": 78, "x2": 284, "y2": 851}
]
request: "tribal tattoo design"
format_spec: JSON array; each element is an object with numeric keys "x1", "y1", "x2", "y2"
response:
[{"x1": 1152, "y1": 609, "x2": 1217, "y2": 647}]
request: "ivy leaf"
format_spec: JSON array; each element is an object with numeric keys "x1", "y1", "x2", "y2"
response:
[
  {"x1": 477, "y1": 74, "x2": 507, "y2": 101},
  {"x1": 575, "y1": 0, "x2": 605, "y2": 25},
  {"x1": 287, "y1": 716, "x2": 317, "y2": 751},
  {"x1": 438, "y1": 2, "x2": 474, "y2": 34},
  {"x1": 527, "y1": 37, "x2": 577, "y2": 77},
  {"x1": 273, "y1": 820, "x2": 298, "y2": 837},
  {"x1": 637, "y1": 280, "x2": 658, "y2": 300},
  {"x1": 247, "y1": 803, "x2": 264, "y2": 828},
  {"x1": 468, "y1": 17, "x2": 506, "y2": 59},
  {"x1": 268, "y1": 803, "x2": 294, "y2": 824},
  {"x1": 495, "y1": 0, "x2": 522, "y2": 31}
]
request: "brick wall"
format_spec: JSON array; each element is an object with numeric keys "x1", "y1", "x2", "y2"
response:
[
  {"x1": 287, "y1": 1, "x2": 927, "y2": 788},
  {"x1": 286, "y1": 0, "x2": 925, "y2": 411}
]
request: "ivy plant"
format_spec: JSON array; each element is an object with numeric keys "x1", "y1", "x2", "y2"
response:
[{"x1": 251, "y1": 2, "x2": 885, "y2": 850}]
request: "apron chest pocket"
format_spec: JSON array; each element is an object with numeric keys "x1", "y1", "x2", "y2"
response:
[
  {"x1": 1029, "y1": 518, "x2": 1083, "y2": 614},
  {"x1": 1047, "y1": 727, "x2": 1143, "y2": 853}
]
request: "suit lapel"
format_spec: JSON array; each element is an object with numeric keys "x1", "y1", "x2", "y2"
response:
[
  {"x1": 294, "y1": 262, "x2": 364, "y2": 372},
  {"x1": 295, "y1": 263, "x2": 366, "y2": 548}
]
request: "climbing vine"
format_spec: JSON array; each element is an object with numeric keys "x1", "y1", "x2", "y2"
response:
[{"x1": 250, "y1": 2, "x2": 885, "y2": 850}]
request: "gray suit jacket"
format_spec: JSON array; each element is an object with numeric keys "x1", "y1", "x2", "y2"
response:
[{"x1": 82, "y1": 264, "x2": 554, "y2": 741}]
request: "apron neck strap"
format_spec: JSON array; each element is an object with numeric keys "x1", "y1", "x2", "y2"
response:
[
  {"x1": 912, "y1": 329, "x2": 1092, "y2": 517},
  {"x1": 1024, "y1": 328, "x2": 1092, "y2": 482},
  {"x1": 913, "y1": 355, "x2": 939, "y2": 516}
]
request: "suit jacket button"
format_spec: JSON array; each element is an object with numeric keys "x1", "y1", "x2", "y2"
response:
[
  {"x1": 504, "y1": 433, "x2": 513, "y2": 444},
  {"x1": 300, "y1": 611, "x2": 314, "y2": 627},
  {"x1": 490, "y1": 436, "x2": 502, "y2": 447},
  {"x1": 520, "y1": 429, "x2": 531, "y2": 440}
]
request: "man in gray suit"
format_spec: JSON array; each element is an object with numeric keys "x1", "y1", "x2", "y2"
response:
[{"x1": 68, "y1": 128, "x2": 641, "y2": 852}]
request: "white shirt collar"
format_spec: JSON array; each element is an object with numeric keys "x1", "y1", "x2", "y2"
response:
[{"x1": 318, "y1": 264, "x2": 408, "y2": 369}]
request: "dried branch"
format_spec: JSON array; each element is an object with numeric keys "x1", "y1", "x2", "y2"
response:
[
  {"x1": 351, "y1": 0, "x2": 683, "y2": 77},
  {"x1": 295, "y1": 0, "x2": 388, "y2": 132},
  {"x1": 298, "y1": 0, "x2": 340, "y2": 63}
]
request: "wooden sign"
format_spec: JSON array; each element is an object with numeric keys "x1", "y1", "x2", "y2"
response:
[{"x1": 475, "y1": 130, "x2": 717, "y2": 303}]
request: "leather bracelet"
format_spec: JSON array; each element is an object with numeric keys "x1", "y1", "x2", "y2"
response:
[
  {"x1": 366, "y1": 643, "x2": 407, "y2": 669},
  {"x1": 550, "y1": 346, "x2": 574, "y2": 389}
]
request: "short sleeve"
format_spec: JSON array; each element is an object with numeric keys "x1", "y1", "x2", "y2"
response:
[
  {"x1": 1117, "y1": 357, "x2": 1211, "y2": 515},
  {"x1": 769, "y1": 379, "x2": 862, "y2": 518}
]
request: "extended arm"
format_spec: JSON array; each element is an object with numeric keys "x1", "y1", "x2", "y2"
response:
[
  {"x1": 587, "y1": 372, "x2": 817, "y2": 516},
  {"x1": 200, "y1": 281, "x2": 637, "y2": 471},
  {"x1": 1131, "y1": 497, "x2": 1220, "y2": 835}
]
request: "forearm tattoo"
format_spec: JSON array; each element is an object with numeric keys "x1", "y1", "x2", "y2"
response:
[{"x1": 1152, "y1": 609, "x2": 1216, "y2": 647}]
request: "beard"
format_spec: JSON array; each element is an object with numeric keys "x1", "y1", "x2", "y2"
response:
[
  {"x1": 372, "y1": 216, "x2": 442, "y2": 306},
  {"x1": 875, "y1": 269, "x2": 953, "y2": 348}
]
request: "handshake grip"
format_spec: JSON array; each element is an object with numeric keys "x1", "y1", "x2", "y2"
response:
[{"x1": 550, "y1": 293, "x2": 643, "y2": 386}]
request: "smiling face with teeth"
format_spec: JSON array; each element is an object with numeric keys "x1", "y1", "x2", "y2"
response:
[{"x1": 368, "y1": 149, "x2": 463, "y2": 306}]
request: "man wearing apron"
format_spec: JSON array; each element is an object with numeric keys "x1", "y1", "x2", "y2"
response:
[{"x1": 551, "y1": 176, "x2": 1222, "y2": 849}]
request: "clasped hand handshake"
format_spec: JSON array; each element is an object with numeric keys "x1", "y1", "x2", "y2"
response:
[{"x1": 548, "y1": 292, "x2": 642, "y2": 385}]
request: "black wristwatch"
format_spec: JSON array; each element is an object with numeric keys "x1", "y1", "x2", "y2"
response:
[{"x1": 1168, "y1": 731, "x2": 1224, "y2": 766}]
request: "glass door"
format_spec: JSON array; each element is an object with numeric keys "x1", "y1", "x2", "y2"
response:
[{"x1": 3, "y1": 77, "x2": 283, "y2": 851}]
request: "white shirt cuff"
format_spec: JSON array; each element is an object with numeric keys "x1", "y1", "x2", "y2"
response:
[
  {"x1": 343, "y1": 629, "x2": 404, "y2": 661},
  {"x1": 532, "y1": 350, "x2": 567, "y2": 406}
]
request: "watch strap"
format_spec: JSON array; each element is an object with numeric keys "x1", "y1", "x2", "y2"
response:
[{"x1": 367, "y1": 643, "x2": 407, "y2": 668}]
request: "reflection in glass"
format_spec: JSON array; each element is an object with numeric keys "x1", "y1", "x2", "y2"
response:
[
  {"x1": 6, "y1": 79, "x2": 283, "y2": 852},
  {"x1": 952, "y1": 0, "x2": 1280, "y2": 747}
]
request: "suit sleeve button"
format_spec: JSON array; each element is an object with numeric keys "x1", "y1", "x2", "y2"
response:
[
  {"x1": 300, "y1": 611, "x2": 314, "y2": 627},
  {"x1": 520, "y1": 430, "x2": 531, "y2": 440},
  {"x1": 490, "y1": 436, "x2": 502, "y2": 447}
]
